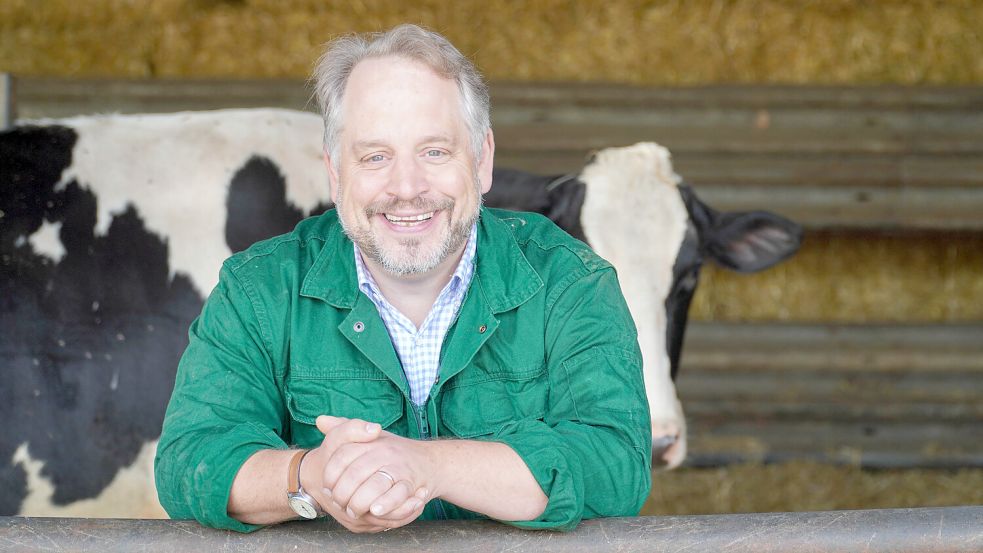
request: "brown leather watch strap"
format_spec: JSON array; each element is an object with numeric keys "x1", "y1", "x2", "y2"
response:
[{"x1": 287, "y1": 449, "x2": 309, "y2": 494}]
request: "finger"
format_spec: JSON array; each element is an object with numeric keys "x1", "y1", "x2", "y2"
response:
[
  {"x1": 363, "y1": 496, "x2": 427, "y2": 528},
  {"x1": 332, "y1": 460, "x2": 393, "y2": 515},
  {"x1": 321, "y1": 442, "x2": 369, "y2": 493},
  {"x1": 322, "y1": 494, "x2": 387, "y2": 533},
  {"x1": 372, "y1": 484, "x2": 424, "y2": 520},
  {"x1": 319, "y1": 418, "x2": 383, "y2": 459},
  {"x1": 315, "y1": 415, "x2": 349, "y2": 435},
  {"x1": 352, "y1": 475, "x2": 410, "y2": 519},
  {"x1": 375, "y1": 487, "x2": 428, "y2": 521}
]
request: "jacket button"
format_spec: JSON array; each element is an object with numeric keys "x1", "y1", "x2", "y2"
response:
[
  {"x1": 353, "y1": 321, "x2": 365, "y2": 332},
  {"x1": 478, "y1": 325, "x2": 487, "y2": 333}
]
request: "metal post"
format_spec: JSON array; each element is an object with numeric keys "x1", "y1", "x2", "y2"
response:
[{"x1": 0, "y1": 73, "x2": 13, "y2": 130}]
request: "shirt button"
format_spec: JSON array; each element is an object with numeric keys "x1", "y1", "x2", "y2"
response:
[
  {"x1": 478, "y1": 325, "x2": 487, "y2": 333},
  {"x1": 353, "y1": 321, "x2": 365, "y2": 332}
]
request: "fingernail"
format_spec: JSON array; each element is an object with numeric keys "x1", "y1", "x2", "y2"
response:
[
  {"x1": 411, "y1": 499, "x2": 423, "y2": 510},
  {"x1": 366, "y1": 422, "x2": 380, "y2": 433},
  {"x1": 346, "y1": 506, "x2": 357, "y2": 519},
  {"x1": 416, "y1": 488, "x2": 429, "y2": 499},
  {"x1": 370, "y1": 503, "x2": 384, "y2": 516},
  {"x1": 322, "y1": 488, "x2": 332, "y2": 498},
  {"x1": 331, "y1": 500, "x2": 341, "y2": 510}
]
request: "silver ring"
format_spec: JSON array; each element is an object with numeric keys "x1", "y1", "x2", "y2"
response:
[{"x1": 376, "y1": 470, "x2": 396, "y2": 486}]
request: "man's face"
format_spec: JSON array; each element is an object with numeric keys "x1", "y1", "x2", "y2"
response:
[{"x1": 326, "y1": 56, "x2": 494, "y2": 277}]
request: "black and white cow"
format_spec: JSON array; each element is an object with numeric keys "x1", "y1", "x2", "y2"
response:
[{"x1": 0, "y1": 109, "x2": 801, "y2": 517}]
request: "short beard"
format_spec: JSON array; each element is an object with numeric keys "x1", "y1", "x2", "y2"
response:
[{"x1": 337, "y1": 188, "x2": 480, "y2": 277}]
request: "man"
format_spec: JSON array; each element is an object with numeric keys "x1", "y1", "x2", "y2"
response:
[{"x1": 154, "y1": 24, "x2": 651, "y2": 533}]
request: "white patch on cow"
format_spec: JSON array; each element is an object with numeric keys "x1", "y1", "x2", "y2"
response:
[
  {"x1": 28, "y1": 220, "x2": 66, "y2": 263},
  {"x1": 36, "y1": 109, "x2": 328, "y2": 296},
  {"x1": 579, "y1": 142, "x2": 689, "y2": 468},
  {"x1": 13, "y1": 440, "x2": 167, "y2": 518}
]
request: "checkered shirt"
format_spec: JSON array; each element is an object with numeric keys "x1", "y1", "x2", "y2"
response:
[{"x1": 353, "y1": 225, "x2": 477, "y2": 405}]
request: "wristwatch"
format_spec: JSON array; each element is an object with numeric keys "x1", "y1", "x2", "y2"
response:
[{"x1": 286, "y1": 449, "x2": 322, "y2": 519}]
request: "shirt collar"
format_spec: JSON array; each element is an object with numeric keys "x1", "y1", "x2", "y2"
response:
[{"x1": 300, "y1": 208, "x2": 542, "y2": 313}]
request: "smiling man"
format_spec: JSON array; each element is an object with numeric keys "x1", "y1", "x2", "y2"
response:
[{"x1": 155, "y1": 24, "x2": 651, "y2": 533}]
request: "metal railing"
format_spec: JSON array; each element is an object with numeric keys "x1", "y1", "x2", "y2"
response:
[{"x1": 1, "y1": 507, "x2": 980, "y2": 552}]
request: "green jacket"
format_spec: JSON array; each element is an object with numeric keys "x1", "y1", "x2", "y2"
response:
[{"x1": 154, "y1": 207, "x2": 652, "y2": 532}]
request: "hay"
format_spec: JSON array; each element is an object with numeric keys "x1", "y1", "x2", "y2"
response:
[
  {"x1": 643, "y1": 461, "x2": 983, "y2": 515},
  {"x1": 2, "y1": 0, "x2": 982, "y2": 84},
  {"x1": 690, "y1": 231, "x2": 983, "y2": 323}
]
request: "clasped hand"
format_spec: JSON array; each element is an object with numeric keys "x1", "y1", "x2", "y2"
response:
[{"x1": 301, "y1": 415, "x2": 435, "y2": 533}]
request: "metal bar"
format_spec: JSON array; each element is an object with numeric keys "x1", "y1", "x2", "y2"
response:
[
  {"x1": 0, "y1": 73, "x2": 13, "y2": 130},
  {"x1": 0, "y1": 507, "x2": 980, "y2": 552}
]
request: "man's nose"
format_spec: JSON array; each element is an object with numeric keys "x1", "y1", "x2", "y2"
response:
[{"x1": 388, "y1": 155, "x2": 430, "y2": 200}]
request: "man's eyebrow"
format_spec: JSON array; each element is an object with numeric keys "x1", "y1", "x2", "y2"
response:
[
  {"x1": 418, "y1": 135, "x2": 455, "y2": 146},
  {"x1": 351, "y1": 136, "x2": 456, "y2": 152},
  {"x1": 352, "y1": 139, "x2": 390, "y2": 151}
]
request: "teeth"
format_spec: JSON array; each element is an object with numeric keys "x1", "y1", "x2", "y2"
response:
[{"x1": 385, "y1": 211, "x2": 434, "y2": 224}]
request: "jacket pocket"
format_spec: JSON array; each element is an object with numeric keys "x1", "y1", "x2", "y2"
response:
[
  {"x1": 440, "y1": 364, "x2": 548, "y2": 438},
  {"x1": 285, "y1": 367, "x2": 404, "y2": 444}
]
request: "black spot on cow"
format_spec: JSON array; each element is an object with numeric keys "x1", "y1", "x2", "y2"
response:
[
  {"x1": 225, "y1": 156, "x2": 332, "y2": 253},
  {"x1": 488, "y1": 168, "x2": 587, "y2": 242},
  {"x1": 1, "y1": 126, "x2": 202, "y2": 513}
]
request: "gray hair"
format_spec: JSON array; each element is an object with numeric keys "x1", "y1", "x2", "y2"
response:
[{"x1": 312, "y1": 24, "x2": 491, "y2": 163}]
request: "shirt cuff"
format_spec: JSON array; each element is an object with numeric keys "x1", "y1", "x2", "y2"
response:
[
  {"x1": 159, "y1": 422, "x2": 287, "y2": 532},
  {"x1": 486, "y1": 418, "x2": 585, "y2": 531}
]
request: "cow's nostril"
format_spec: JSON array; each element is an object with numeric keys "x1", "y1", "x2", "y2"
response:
[{"x1": 652, "y1": 435, "x2": 677, "y2": 451}]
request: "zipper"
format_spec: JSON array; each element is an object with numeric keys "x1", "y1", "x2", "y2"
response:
[{"x1": 411, "y1": 401, "x2": 447, "y2": 519}]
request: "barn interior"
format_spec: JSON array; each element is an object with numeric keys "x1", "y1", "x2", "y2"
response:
[{"x1": 2, "y1": 0, "x2": 982, "y2": 516}]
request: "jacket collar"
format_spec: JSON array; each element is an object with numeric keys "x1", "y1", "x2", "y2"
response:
[{"x1": 299, "y1": 207, "x2": 543, "y2": 313}]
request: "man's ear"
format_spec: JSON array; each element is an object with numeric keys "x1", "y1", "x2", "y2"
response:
[
  {"x1": 477, "y1": 129, "x2": 495, "y2": 195},
  {"x1": 324, "y1": 149, "x2": 340, "y2": 204}
]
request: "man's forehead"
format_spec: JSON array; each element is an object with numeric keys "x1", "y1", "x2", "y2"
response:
[
  {"x1": 345, "y1": 55, "x2": 456, "y2": 98},
  {"x1": 339, "y1": 56, "x2": 467, "y2": 147}
]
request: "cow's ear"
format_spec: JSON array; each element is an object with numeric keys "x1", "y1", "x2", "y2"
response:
[{"x1": 704, "y1": 210, "x2": 803, "y2": 273}]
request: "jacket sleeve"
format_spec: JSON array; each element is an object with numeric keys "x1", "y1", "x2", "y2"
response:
[
  {"x1": 154, "y1": 264, "x2": 288, "y2": 532},
  {"x1": 491, "y1": 266, "x2": 653, "y2": 530}
]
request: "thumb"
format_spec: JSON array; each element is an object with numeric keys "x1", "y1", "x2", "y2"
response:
[{"x1": 316, "y1": 415, "x2": 347, "y2": 435}]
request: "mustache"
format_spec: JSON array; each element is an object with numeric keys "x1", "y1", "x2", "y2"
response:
[{"x1": 364, "y1": 196, "x2": 454, "y2": 216}]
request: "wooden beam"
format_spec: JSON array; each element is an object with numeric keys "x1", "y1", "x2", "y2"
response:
[
  {"x1": 2, "y1": 507, "x2": 981, "y2": 553},
  {"x1": 679, "y1": 323, "x2": 983, "y2": 468},
  {"x1": 9, "y1": 78, "x2": 983, "y2": 230},
  {"x1": 0, "y1": 73, "x2": 12, "y2": 130}
]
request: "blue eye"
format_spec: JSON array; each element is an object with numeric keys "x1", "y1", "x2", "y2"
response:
[
  {"x1": 368, "y1": 154, "x2": 384, "y2": 163},
  {"x1": 426, "y1": 150, "x2": 444, "y2": 157}
]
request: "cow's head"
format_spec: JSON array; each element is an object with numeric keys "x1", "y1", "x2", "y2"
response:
[{"x1": 576, "y1": 142, "x2": 802, "y2": 467}]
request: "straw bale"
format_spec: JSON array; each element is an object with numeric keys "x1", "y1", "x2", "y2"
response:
[
  {"x1": 642, "y1": 461, "x2": 983, "y2": 515},
  {"x1": 690, "y1": 231, "x2": 983, "y2": 323},
  {"x1": 2, "y1": 0, "x2": 982, "y2": 83}
]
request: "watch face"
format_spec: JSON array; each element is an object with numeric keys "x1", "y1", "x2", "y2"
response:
[{"x1": 288, "y1": 496, "x2": 318, "y2": 519}]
